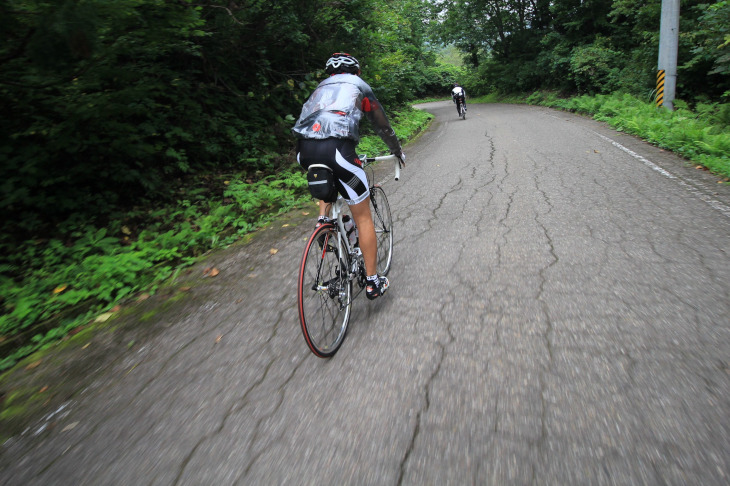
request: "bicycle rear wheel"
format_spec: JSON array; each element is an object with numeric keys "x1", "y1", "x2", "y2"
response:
[
  {"x1": 298, "y1": 224, "x2": 352, "y2": 357},
  {"x1": 369, "y1": 186, "x2": 393, "y2": 276}
]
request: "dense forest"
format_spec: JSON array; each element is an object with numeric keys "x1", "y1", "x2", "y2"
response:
[
  {"x1": 436, "y1": 0, "x2": 729, "y2": 100},
  {"x1": 1, "y1": 0, "x2": 449, "y2": 242},
  {"x1": 1, "y1": 0, "x2": 728, "y2": 369}
]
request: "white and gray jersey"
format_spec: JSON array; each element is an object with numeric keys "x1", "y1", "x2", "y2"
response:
[{"x1": 292, "y1": 73, "x2": 401, "y2": 155}]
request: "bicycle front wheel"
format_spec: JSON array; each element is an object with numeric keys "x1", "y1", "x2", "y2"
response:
[
  {"x1": 298, "y1": 224, "x2": 352, "y2": 357},
  {"x1": 370, "y1": 186, "x2": 394, "y2": 276}
]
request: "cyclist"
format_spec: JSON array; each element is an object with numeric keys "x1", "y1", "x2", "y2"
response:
[
  {"x1": 451, "y1": 82, "x2": 466, "y2": 116},
  {"x1": 292, "y1": 52, "x2": 406, "y2": 300}
]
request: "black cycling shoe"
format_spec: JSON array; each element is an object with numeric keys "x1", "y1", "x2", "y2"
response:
[
  {"x1": 366, "y1": 276, "x2": 389, "y2": 300},
  {"x1": 315, "y1": 216, "x2": 331, "y2": 229}
]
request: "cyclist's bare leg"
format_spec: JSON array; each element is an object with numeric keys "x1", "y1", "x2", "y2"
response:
[{"x1": 349, "y1": 197, "x2": 377, "y2": 276}]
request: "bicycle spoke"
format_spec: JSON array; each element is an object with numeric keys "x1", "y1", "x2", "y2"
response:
[
  {"x1": 369, "y1": 186, "x2": 393, "y2": 276},
  {"x1": 298, "y1": 226, "x2": 352, "y2": 357}
]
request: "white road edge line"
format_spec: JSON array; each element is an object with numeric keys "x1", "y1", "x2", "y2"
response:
[{"x1": 592, "y1": 131, "x2": 730, "y2": 219}]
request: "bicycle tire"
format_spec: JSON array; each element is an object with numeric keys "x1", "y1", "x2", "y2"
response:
[
  {"x1": 298, "y1": 224, "x2": 352, "y2": 357},
  {"x1": 370, "y1": 186, "x2": 394, "y2": 276}
]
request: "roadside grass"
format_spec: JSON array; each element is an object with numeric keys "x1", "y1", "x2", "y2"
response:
[
  {"x1": 412, "y1": 96, "x2": 450, "y2": 104},
  {"x1": 0, "y1": 107, "x2": 433, "y2": 373},
  {"x1": 470, "y1": 91, "x2": 730, "y2": 180}
]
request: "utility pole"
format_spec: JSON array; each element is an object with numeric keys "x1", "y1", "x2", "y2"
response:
[{"x1": 657, "y1": 0, "x2": 680, "y2": 110}]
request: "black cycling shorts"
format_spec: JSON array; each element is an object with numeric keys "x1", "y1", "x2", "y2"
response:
[{"x1": 297, "y1": 138, "x2": 369, "y2": 205}]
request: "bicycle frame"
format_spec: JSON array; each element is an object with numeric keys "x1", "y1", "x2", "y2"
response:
[
  {"x1": 325, "y1": 154, "x2": 401, "y2": 293},
  {"x1": 330, "y1": 197, "x2": 362, "y2": 285}
]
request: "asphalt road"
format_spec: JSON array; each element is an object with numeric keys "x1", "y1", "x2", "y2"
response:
[{"x1": 2, "y1": 101, "x2": 729, "y2": 485}]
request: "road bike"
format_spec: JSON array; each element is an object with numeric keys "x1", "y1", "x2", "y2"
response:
[
  {"x1": 458, "y1": 99, "x2": 466, "y2": 120},
  {"x1": 297, "y1": 155, "x2": 401, "y2": 357}
]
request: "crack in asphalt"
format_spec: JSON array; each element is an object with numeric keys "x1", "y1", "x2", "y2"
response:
[
  {"x1": 237, "y1": 364, "x2": 301, "y2": 483},
  {"x1": 398, "y1": 127, "x2": 499, "y2": 484},
  {"x1": 172, "y1": 356, "x2": 277, "y2": 485},
  {"x1": 531, "y1": 152, "x2": 558, "y2": 471},
  {"x1": 397, "y1": 288, "x2": 457, "y2": 486},
  {"x1": 173, "y1": 293, "x2": 297, "y2": 484}
]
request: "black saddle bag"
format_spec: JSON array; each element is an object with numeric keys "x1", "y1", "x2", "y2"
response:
[{"x1": 306, "y1": 164, "x2": 338, "y2": 203}]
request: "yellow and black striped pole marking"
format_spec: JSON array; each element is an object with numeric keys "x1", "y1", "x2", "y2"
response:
[{"x1": 656, "y1": 70, "x2": 666, "y2": 108}]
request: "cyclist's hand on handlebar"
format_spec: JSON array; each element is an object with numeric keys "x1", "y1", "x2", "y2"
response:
[{"x1": 396, "y1": 151, "x2": 406, "y2": 167}]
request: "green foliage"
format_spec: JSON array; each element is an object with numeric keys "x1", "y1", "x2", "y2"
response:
[
  {"x1": 568, "y1": 39, "x2": 623, "y2": 94},
  {"x1": 358, "y1": 107, "x2": 433, "y2": 155},
  {"x1": 350, "y1": 0, "x2": 440, "y2": 106},
  {"x1": 1, "y1": 0, "x2": 211, "y2": 231},
  {"x1": 683, "y1": 1, "x2": 730, "y2": 98},
  {"x1": 1, "y1": 0, "x2": 439, "y2": 251}
]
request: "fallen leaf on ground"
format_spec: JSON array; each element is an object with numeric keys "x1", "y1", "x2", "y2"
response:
[
  {"x1": 180, "y1": 286, "x2": 191, "y2": 291},
  {"x1": 302, "y1": 212, "x2": 310, "y2": 216},
  {"x1": 270, "y1": 248, "x2": 278, "y2": 255},
  {"x1": 215, "y1": 335, "x2": 223, "y2": 343},
  {"x1": 39, "y1": 386, "x2": 48, "y2": 393},
  {"x1": 137, "y1": 293, "x2": 150, "y2": 302},
  {"x1": 82, "y1": 343, "x2": 90, "y2": 349},
  {"x1": 95, "y1": 312, "x2": 113, "y2": 322},
  {"x1": 209, "y1": 268, "x2": 220, "y2": 277},
  {"x1": 111, "y1": 305, "x2": 121, "y2": 312},
  {"x1": 62, "y1": 422, "x2": 79, "y2": 432},
  {"x1": 26, "y1": 360, "x2": 42, "y2": 370},
  {"x1": 282, "y1": 224, "x2": 290, "y2": 227}
]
